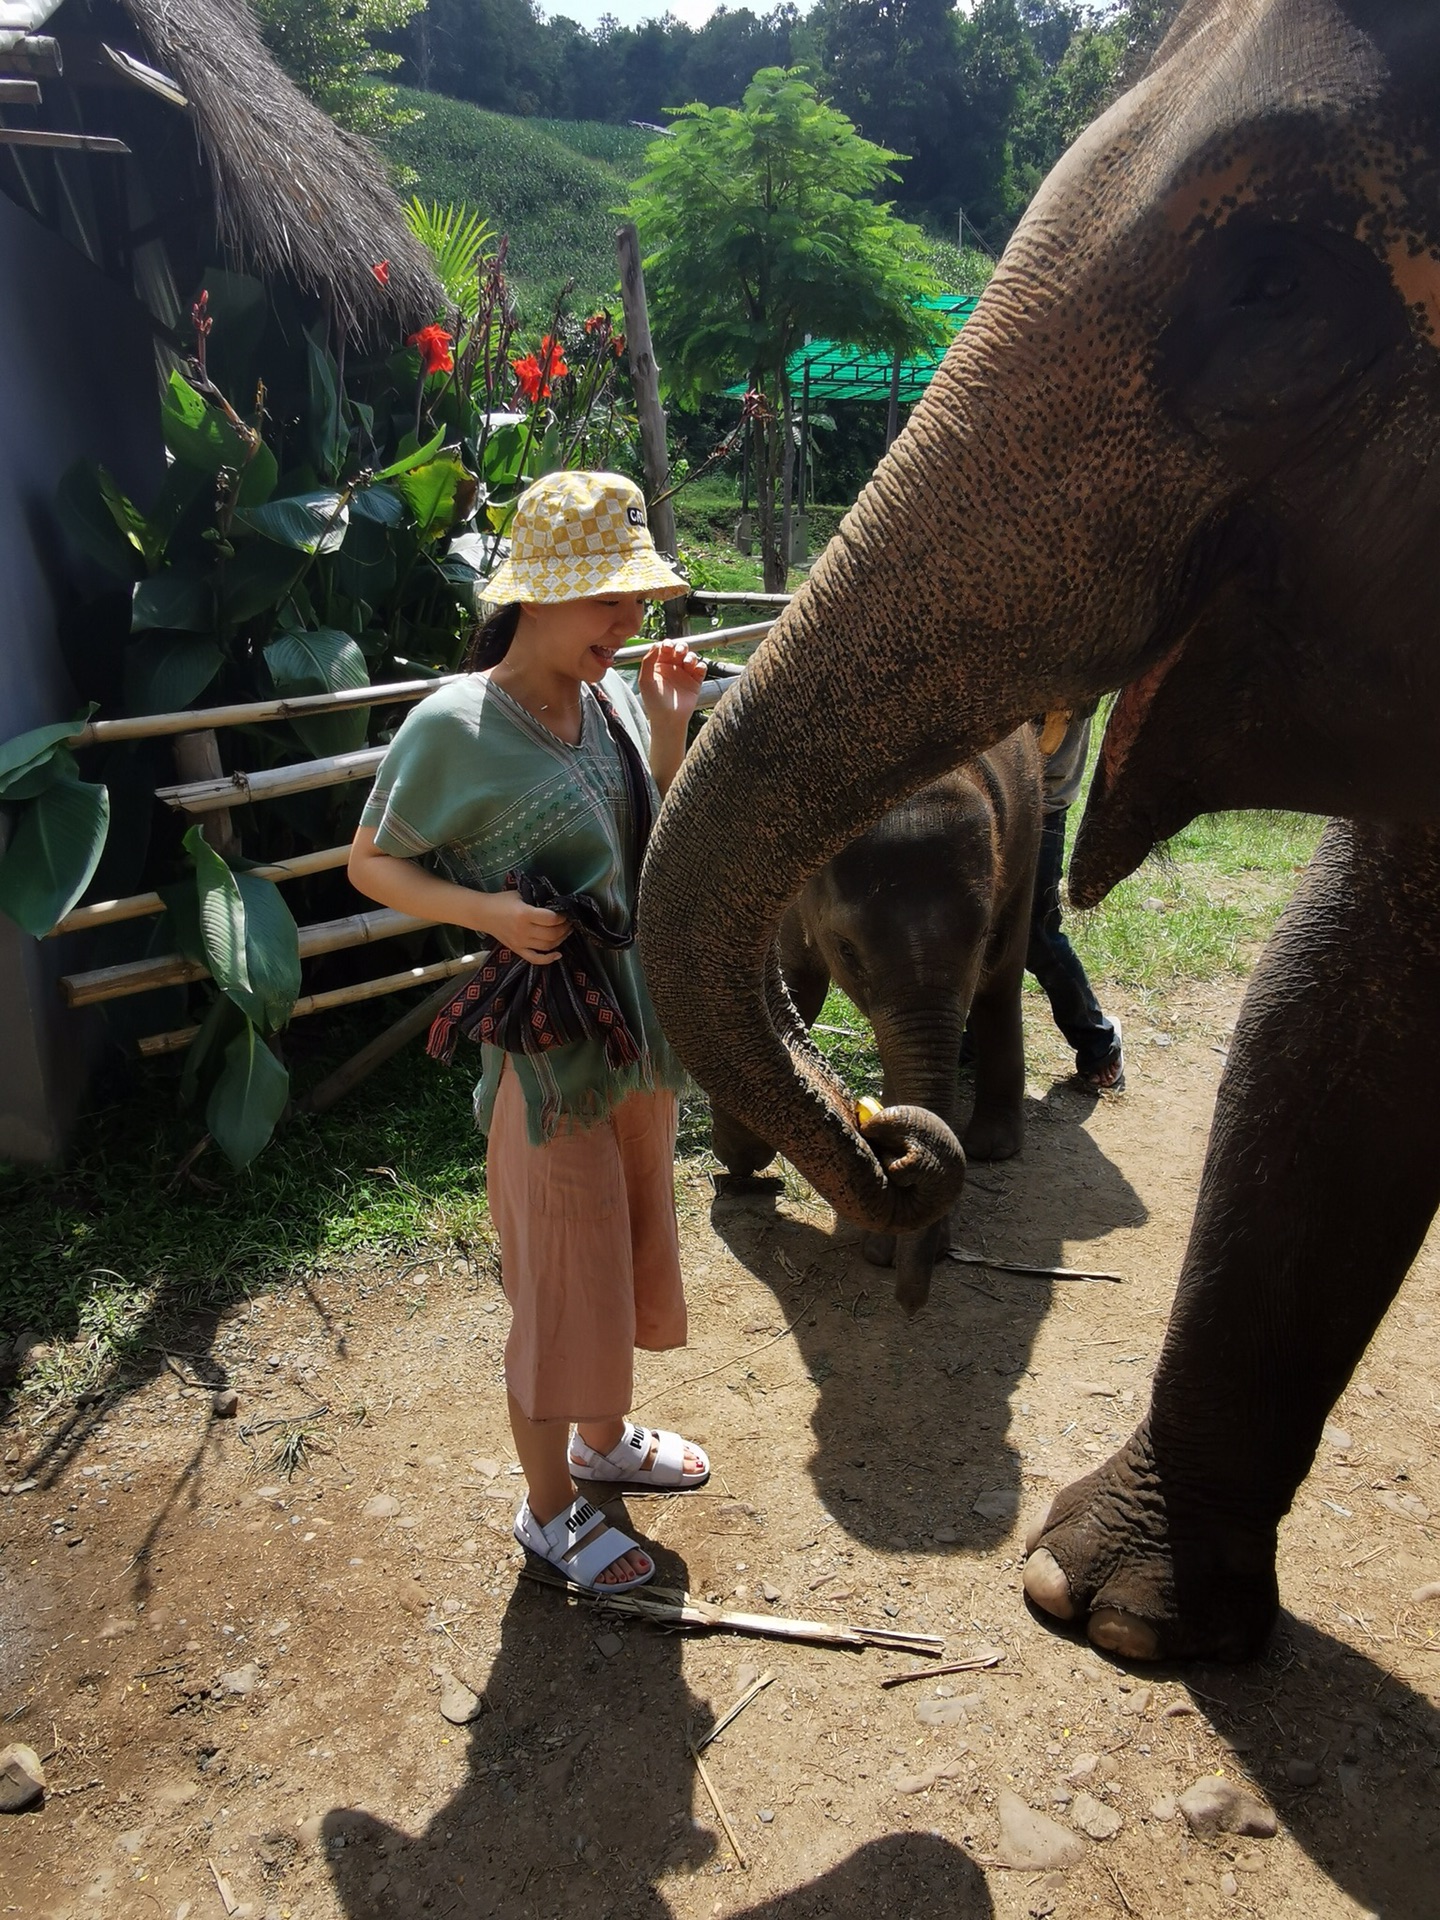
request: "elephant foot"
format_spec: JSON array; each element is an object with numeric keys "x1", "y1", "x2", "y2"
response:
[
  {"x1": 862, "y1": 1230, "x2": 896, "y2": 1268},
  {"x1": 961, "y1": 1105, "x2": 1024, "y2": 1162},
  {"x1": 1021, "y1": 1421, "x2": 1280, "y2": 1663}
]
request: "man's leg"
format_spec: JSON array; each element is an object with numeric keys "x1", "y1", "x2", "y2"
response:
[{"x1": 1027, "y1": 809, "x2": 1120, "y2": 1078}]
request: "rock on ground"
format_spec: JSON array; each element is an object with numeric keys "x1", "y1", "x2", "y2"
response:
[
  {"x1": 1177, "y1": 1776, "x2": 1277, "y2": 1838},
  {"x1": 995, "y1": 1788, "x2": 1086, "y2": 1869}
]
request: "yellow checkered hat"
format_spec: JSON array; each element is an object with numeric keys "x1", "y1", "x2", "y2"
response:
[{"x1": 482, "y1": 470, "x2": 687, "y2": 604}]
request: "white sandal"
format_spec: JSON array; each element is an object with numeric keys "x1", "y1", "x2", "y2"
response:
[
  {"x1": 569, "y1": 1419, "x2": 711, "y2": 1490},
  {"x1": 513, "y1": 1495, "x2": 654, "y2": 1593}
]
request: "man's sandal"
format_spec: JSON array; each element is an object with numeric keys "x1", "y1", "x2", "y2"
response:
[
  {"x1": 568, "y1": 1419, "x2": 710, "y2": 1490},
  {"x1": 513, "y1": 1495, "x2": 654, "y2": 1593}
]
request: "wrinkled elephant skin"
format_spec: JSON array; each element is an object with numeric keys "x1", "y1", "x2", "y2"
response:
[
  {"x1": 640, "y1": 0, "x2": 1440, "y2": 1663},
  {"x1": 712, "y1": 732, "x2": 1041, "y2": 1313}
]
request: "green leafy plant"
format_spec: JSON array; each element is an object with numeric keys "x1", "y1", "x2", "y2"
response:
[{"x1": 0, "y1": 238, "x2": 646, "y2": 1170}]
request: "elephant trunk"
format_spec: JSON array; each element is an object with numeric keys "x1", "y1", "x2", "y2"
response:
[
  {"x1": 870, "y1": 999, "x2": 969, "y2": 1312},
  {"x1": 639, "y1": 220, "x2": 1200, "y2": 1233}
]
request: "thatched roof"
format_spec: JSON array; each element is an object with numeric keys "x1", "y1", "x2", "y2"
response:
[{"x1": 114, "y1": 0, "x2": 442, "y2": 334}]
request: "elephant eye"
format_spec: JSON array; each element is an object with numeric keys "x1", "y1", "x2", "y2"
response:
[
  {"x1": 834, "y1": 937, "x2": 862, "y2": 974},
  {"x1": 1233, "y1": 260, "x2": 1301, "y2": 306}
]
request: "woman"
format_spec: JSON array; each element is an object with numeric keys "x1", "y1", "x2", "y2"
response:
[{"x1": 349, "y1": 470, "x2": 708, "y2": 1591}]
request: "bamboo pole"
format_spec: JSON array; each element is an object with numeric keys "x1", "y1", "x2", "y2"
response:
[
  {"x1": 47, "y1": 845, "x2": 353, "y2": 938},
  {"x1": 137, "y1": 951, "x2": 485, "y2": 1058},
  {"x1": 298, "y1": 968, "x2": 480, "y2": 1113},
  {"x1": 612, "y1": 620, "x2": 770, "y2": 664},
  {"x1": 0, "y1": 129, "x2": 129, "y2": 154},
  {"x1": 67, "y1": 676, "x2": 454, "y2": 749},
  {"x1": 154, "y1": 746, "x2": 387, "y2": 815},
  {"x1": 173, "y1": 730, "x2": 237, "y2": 856},
  {"x1": 61, "y1": 624, "x2": 771, "y2": 754},
  {"x1": 61, "y1": 908, "x2": 432, "y2": 1007},
  {"x1": 688, "y1": 592, "x2": 793, "y2": 607}
]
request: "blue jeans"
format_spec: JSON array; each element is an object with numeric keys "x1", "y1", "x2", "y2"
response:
[{"x1": 1027, "y1": 809, "x2": 1119, "y2": 1074}]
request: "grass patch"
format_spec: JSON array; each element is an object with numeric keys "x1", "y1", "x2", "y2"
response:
[
  {"x1": 0, "y1": 1015, "x2": 492, "y2": 1399},
  {"x1": 383, "y1": 94, "x2": 652, "y2": 315}
]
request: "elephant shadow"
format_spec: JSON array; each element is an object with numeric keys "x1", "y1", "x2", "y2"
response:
[
  {"x1": 318, "y1": 1525, "x2": 994, "y2": 1918},
  {"x1": 1159, "y1": 1614, "x2": 1440, "y2": 1920},
  {"x1": 707, "y1": 1080, "x2": 1147, "y2": 1556}
]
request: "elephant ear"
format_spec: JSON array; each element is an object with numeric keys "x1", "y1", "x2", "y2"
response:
[{"x1": 1342, "y1": 1, "x2": 1440, "y2": 92}]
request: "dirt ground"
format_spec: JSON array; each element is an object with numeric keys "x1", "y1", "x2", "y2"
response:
[{"x1": 2, "y1": 975, "x2": 1438, "y2": 1920}]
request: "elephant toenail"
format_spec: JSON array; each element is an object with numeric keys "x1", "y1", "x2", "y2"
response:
[
  {"x1": 1088, "y1": 1607, "x2": 1161, "y2": 1661},
  {"x1": 1022, "y1": 1548, "x2": 1076, "y2": 1620},
  {"x1": 1024, "y1": 1510, "x2": 1054, "y2": 1555}
]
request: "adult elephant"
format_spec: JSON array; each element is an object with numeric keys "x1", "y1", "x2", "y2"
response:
[{"x1": 639, "y1": 0, "x2": 1440, "y2": 1664}]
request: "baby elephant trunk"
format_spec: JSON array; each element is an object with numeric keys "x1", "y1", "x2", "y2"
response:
[{"x1": 866, "y1": 998, "x2": 970, "y2": 1313}]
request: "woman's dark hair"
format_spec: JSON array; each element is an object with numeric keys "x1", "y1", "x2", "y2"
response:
[{"x1": 464, "y1": 602, "x2": 521, "y2": 671}]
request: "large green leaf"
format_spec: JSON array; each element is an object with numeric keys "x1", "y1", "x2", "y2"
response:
[
  {"x1": 0, "y1": 746, "x2": 77, "y2": 802},
  {"x1": 307, "y1": 336, "x2": 347, "y2": 482},
  {"x1": 372, "y1": 427, "x2": 444, "y2": 482},
  {"x1": 205, "y1": 1023, "x2": 289, "y2": 1169},
  {"x1": 55, "y1": 462, "x2": 149, "y2": 578},
  {"x1": 160, "y1": 371, "x2": 276, "y2": 506},
  {"x1": 479, "y1": 423, "x2": 527, "y2": 492},
  {"x1": 263, "y1": 626, "x2": 370, "y2": 756},
  {"x1": 0, "y1": 774, "x2": 110, "y2": 935},
  {"x1": 221, "y1": 540, "x2": 307, "y2": 625},
  {"x1": 132, "y1": 571, "x2": 215, "y2": 633},
  {"x1": 236, "y1": 491, "x2": 349, "y2": 555},
  {"x1": 229, "y1": 873, "x2": 301, "y2": 1032},
  {"x1": 179, "y1": 989, "x2": 246, "y2": 1107},
  {"x1": 124, "y1": 634, "x2": 223, "y2": 713},
  {"x1": 183, "y1": 824, "x2": 249, "y2": 998},
  {"x1": 396, "y1": 456, "x2": 471, "y2": 541},
  {"x1": 0, "y1": 710, "x2": 93, "y2": 797},
  {"x1": 333, "y1": 513, "x2": 398, "y2": 617},
  {"x1": 349, "y1": 484, "x2": 406, "y2": 526}
]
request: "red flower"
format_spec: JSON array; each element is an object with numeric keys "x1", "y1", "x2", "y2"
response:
[
  {"x1": 511, "y1": 353, "x2": 545, "y2": 403},
  {"x1": 613, "y1": 333, "x2": 626, "y2": 360},
  {"x1": 408, "y1": 323, "x2": 454, "y2": 375},
  {"x1": 583, "y1": 310, "x2": 610, "y2": 339},
  {"x1": 372, "y1": 260, "x2": 390, "y2": 286},
  {"x1": 537, "y1": 333, "x2": 569, "y2": 383}
]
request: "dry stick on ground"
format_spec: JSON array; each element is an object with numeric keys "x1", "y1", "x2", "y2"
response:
[
  {"x1": 695, "y1": 1670, "x2": 775, "y2": 1752},
  {"x1": 946, "y1": 1252, "x2": 1125, "y2": 1283},
  {"x1": 879, "y1": 1652, "x2": 1003, "y2": 1690},
  {"x1": 689, "y1": 1738, "x2": 748, "y2": 1869},
  {"x1": 630, "y1": 1290, "x2": 821, "y2": 1412}
]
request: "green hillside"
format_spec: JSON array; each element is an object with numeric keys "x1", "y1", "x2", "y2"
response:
[
  {"x1": 384, "y1": 92, "x2": 991, "y2": 322},
  {"x1": 384, "y1": 91, "x2": 654, "y2": 315}
]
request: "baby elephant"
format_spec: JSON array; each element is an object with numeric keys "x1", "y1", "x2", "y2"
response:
[{"x1": 713, "y1": 726, "x2": 1042, "y2": 1311}]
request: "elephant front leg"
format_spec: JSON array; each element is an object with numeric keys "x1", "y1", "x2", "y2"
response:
[
  {"x1": 962, "y1": 889, "x2": 1029, "y2": 1163},
  {"x1": 1025, "y1": 820, "x2": 1440, "y2": 1661}
]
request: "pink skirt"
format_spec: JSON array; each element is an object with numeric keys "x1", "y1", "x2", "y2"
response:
[{"x1": 486, "y1": 1064, "x2": 687, "y2": 1423}]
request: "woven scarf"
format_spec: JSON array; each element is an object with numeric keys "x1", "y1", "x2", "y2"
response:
[{"x1": 426, "y1": 682, "x2": 653, "y2": 1070}]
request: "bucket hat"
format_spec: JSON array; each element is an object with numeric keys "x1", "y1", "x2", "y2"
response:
[{"x1": 482, "y1": 470, "x2": 687, "y2": 604}]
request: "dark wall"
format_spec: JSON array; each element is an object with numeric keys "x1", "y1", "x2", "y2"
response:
[{"x1": 0, "y1": 188, "x2": 164, "y2": 1161}]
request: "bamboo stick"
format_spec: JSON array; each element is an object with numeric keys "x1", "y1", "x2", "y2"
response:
[
  {"x1": 68, "y1": 677, "x2": 453, "y2": 748},
  {"x1": 61, "y1": 908, "x2": 432, "y2": 1007},
  {"x1": 612, "y1": 620, "x2": 771, "y2": 664},
  {"x1": 945, "y1": 1252, "x2": 1125, "y2": 1283},
  {"x1": 689, "y1": 1741, "x2": 748, "y2": 1870},
  {"x1": 62, "y1": 624, "x2": 771, "y2": 751},
  {"x1": 154, "y1": 747, "x2": 386, "y2": 814},
  {"x1": 0, "y1": 129, "x2": 129, "y2": 153},
  {"x1": 298, "y1": 968, "x2": 479, "y2": 1112},
  {"x1": 879, "y1": 1652, "x2": 1004, "y2": 1690},
  {"x1": 518, "y1": 1568, "x2": 944, "y2": 1653},
  {"x1": 687, "y1": 591, "x2": 793, "y2": 607},
  {"x1": 617, "y1": 221, "x2": 684, "y2": 641},
  {"x1": 136, "y1": 951, "x2": 485, "y2": 1057},
  {"x1": 173, "y1": 730, "x2": 236, "y2": 856},
  {"x1": 48, "y1": 845, "x2": 353, "y2": 937},
  {"x1": 695, "y1": 1670, "x2": 775, "y2": 1752}
]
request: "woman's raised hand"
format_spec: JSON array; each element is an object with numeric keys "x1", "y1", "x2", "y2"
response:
[
  {"x1": 637, "y1": 639, "x2": 706, "y2": 725},
  {"x1": 471, "y1": 889, "x2": 571, "y2": 965}
]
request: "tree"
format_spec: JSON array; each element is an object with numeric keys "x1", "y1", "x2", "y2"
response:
[
  {"x1": 627, "y1": 68, "x2": 942, "y2": 589},
  {"x1": 252, "y1": 0, "x2": 425, "y2": 136}
]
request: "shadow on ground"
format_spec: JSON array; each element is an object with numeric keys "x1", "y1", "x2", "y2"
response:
[
  {"x1": 320, "y1": 1531, "x2": 994, "y2": 1918},
  {"x1": 708, "y1": 1079, "x2": 1146, "y2": 1555}
]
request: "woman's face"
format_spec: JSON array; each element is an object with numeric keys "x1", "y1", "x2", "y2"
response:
[{"x1": 519, "y1": 594, "x2": 649, "y2": 684}]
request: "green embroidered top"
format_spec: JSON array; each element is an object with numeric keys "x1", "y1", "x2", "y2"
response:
[{"x1": 359, "y1": 669, "x2": 687, "y2": 1144}]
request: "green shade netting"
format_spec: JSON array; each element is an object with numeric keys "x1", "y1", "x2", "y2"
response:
[{"x1": 723, "y1": 295, "x2": 979, "y2": 404}]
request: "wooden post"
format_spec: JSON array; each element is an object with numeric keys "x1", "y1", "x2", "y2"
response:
[
  {"x1": 173, "y1": 731, "x2": 237, "y2": 856},
  {"x1": 616, "y1": 222, "x2": 685, "y2": 637},
  {"x1": 885, "y1": 352, "x2": 903, "y2": 451}
]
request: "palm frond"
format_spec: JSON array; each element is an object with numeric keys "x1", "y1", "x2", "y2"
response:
[{"x1": 403, "y1": 197, "x2": 497, "y2": 308}]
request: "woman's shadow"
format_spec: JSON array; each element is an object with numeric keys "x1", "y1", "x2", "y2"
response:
[
  {"x1": 320, "y1": 1514, "x2": 993, "y2": 1917},
  {"x1": 708, "y1": 1079, "x2": 1147, "y2": 1557}
]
